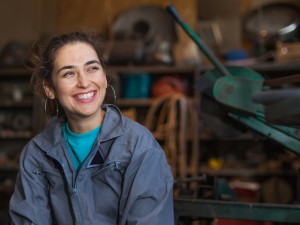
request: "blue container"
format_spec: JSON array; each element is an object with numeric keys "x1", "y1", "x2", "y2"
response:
[{"x1": 122, "y1": 73, "x2": 151, "y2": 99}]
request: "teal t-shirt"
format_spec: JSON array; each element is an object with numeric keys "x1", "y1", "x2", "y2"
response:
[{"x1": 63, "y1": 122, "x2": 101, "y2": 172}]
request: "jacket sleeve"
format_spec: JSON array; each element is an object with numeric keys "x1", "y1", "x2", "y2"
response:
[
  {"x1": 9, "y1": 144, "x2": 52, "y2": 225},
  {"x1": 120, "y1": 147, "x2": 174, "y2": 225}
]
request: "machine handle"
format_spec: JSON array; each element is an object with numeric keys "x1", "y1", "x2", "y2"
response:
[
  {"x1": 166, "y1": 4, "x2": 232, "y2": 77},
  {"x1": 252, "y1": 89, "x2": 300, "y2": 104}
]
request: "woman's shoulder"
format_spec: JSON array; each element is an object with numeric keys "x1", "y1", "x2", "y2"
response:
[
  {"x1": 105, "y1": 104, "x2": 153, "y2": 136},
  {"x1": 104, "y1": 105, "x2": 162, "y2": 153},
  {"x1": 24, "y1": 117, "x2": 64, "y2": 153},
  {"x1": 122, "y1": 115, "x2": 154, "y2": 138}
]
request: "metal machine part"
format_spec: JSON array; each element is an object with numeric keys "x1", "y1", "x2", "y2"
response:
[
  {"x1": 244, "y1": 3, "x2": 300, "y2": 46},
  {"x1": 111, "y1": 5, "x2": 177, "y2": 43},
  {"x1": 109, "y1": 5, "x2": 177, "y2": 65},
  {"x1": 167, "y1": 4, "x2": 300, "y2": 224}
]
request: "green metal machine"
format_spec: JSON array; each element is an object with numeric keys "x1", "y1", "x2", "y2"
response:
[
  {"x1": 167, "y1": 5, "x2": 300, "y2": 156},
  {"x1": 167, "y1": 5, "x2": 300, "y2": 224}
]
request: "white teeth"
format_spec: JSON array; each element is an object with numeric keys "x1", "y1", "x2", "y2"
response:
[{"x1": 77, "y1": 92, "x2": 94, "y2": 100}]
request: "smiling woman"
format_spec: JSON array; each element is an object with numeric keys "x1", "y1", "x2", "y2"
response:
[
  {"x1": 43, "y1": 42, "x2": 108, "y2": 131},
  {"x1": 9, "y1": 31, "x2": 174, "y2": 225}
]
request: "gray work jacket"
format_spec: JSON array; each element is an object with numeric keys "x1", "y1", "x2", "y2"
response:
[{"x1": 9, "y1": 105, "x2": 174, "y2": 225}]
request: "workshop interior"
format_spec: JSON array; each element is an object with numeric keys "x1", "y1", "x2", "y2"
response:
[{"x1": 1, "y1": 0, "x2": 300, "y2": 224}]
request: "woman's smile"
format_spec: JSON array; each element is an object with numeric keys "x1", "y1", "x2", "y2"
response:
[{"x1": 74, "y1": 90, "x2": 96, "y2": 102}]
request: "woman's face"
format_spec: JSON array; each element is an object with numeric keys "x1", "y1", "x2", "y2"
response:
[{"x1": 44, "y1": 42, "x2": 107, "y2": 121}]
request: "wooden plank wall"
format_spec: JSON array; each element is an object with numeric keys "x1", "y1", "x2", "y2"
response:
[{"x1": 56, "y1": 0, "x2": 197, "y2": 42}]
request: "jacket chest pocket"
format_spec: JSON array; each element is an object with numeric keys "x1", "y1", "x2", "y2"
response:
[
  {"x1": 92, "y1": 161, "x2": 127, "y2": 181},
  {"x1": 34, "y1": 168, "x2": 73, "y2": 224},
  {"x1": 88, "y1": 161, "x2": 128, "y2": 213},
  {"x1": 35, "y1": 168, "x2": 67, "y2": 192}
]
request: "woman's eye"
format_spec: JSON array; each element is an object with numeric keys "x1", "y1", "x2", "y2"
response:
[
  {"x1": 63, "y1": 71, "x2": 75, "y2": 77},
  {"x1": 88, "y1": 66, "x2": 99, "y2": 72}
]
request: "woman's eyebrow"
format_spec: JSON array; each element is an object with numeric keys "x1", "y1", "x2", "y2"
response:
[
  {"x1": 57, "y1": 65, "x2": 75, "y2": 74},
  {"x1": 56, "y1": 60, "x2": 101, "y2": 73},
  {"x1": 85, "y1": 60, "x2": 101, "y2": 66}
]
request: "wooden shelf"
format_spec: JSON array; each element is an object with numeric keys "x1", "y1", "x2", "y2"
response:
[
  {"x1": 110, "y1": 64, "x2": 200, "y2": 74},
  {"x1": 0, "y1": 130, "x2": 32, "y2": 139},
  {"x1": 0, "y1": 99, "x2": 32, "y2": 108},
  {"x1": 107, "y1": 61, "x2": 300, "y2": 77},
  {"x1": 116, "y1": 98, "x2": 154, "y2": 107},
  {"x1": 0, "y1": 67, "x2": 31, "y2": 77},
  {"x1": 199, "y1": 168, "x2": 297, "y2": 177}
]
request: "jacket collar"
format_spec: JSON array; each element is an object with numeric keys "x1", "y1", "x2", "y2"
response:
[
  {"x1": 34, "y1": 104, "x2": 125, "y2": 155},
  {"x1": 98, "y1": 104, "x2": 125, "y2": 141}
]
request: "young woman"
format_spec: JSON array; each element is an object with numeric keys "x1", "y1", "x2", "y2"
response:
[{"x1": 9, "y1": 31, "x2": 174, "y2": 225}]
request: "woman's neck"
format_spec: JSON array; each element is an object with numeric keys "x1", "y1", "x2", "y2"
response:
[{"x1": 66, "y1": 110, "x2": 105, "y2": 134}]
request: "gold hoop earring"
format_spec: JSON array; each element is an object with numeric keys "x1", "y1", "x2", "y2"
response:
[{"x1": 107, "y1": 85, "x2": 117, "y2": 105}]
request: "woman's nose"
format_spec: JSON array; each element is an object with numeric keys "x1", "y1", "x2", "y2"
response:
[{"x1": 77, "y1": 73, "x2": 90, "y2": 88}]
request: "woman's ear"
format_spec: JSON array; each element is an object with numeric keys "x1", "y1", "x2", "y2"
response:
[{"x1": 43, "y1": 81, "x2": 55, "y2": 99}]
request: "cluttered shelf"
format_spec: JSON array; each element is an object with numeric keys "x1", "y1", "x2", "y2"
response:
[
  {"x1": 110, "y1": 65, "x2": 199, "y2": 123},
  {"x1": 0, "y1": 66, "x2": 42, "y2": 210}
]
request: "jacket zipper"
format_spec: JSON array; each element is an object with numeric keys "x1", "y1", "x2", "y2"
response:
[{"x1": 72, "y1": 187, "x2": 85, "y2": 225}]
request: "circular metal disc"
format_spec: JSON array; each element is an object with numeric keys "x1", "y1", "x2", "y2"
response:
[{"x1": 111, "y1": 5, "x2": 177, "y2": 43}]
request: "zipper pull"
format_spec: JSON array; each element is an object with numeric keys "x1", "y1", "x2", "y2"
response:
[
  {"x1": 72, "y1": 187, "x2": 77, "y2": 196},
  {"x1": 33, "y1": 169, "x2": 42, "y2": 175},
  {"x1": 115, "y1": 161, "x2": 121, "y2": 170}
]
